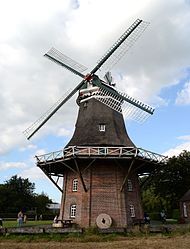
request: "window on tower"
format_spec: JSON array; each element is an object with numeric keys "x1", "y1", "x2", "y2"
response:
[
  {"x1": 70, "y1": 204, "x2": 77, "y2": 218},
  {"x1": 129, "y1": 204, "x2": 135, "y2": 217},
  {"x1": 99, "y1": 124, "x2": 106, "y2": 132},
  {"x1": 127, "y1": 179, "x2": 133, "y2": 191},
  {"x1": 72, "y1": 179, "x2": 78, "y2": 192}
]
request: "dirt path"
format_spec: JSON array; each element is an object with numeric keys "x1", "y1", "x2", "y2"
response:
[{"x1": 1, "y1": 234, "x2": 190, "y2": 249}]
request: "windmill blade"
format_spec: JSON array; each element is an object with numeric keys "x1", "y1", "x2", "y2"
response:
[
  {"x1": 92, "y1": 75, "x2": 154, "y2": 122},
  {"x1": 90, "y1": 19, "x2": 149, "y2": 75},
  {"x1": 121, "y1": 100, "x2": 153, "y2": 123},
  {"x1": 23, "y1": 79, "x2": 86, "y2": 140},
  {"x1": 44, "y1": 47, "x2": 87, "y2": 78}
]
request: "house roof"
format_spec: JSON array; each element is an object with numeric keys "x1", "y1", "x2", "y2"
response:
[{"x1": 180, "y1": 189, "x2": 190, "y2": 201}]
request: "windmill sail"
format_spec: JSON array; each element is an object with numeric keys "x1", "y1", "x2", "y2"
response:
[
  {"x1": 23, "y1": 78, "x2": 86, "y2": 140},
  {"x1": 91, "y1": 75, "x2": 154, "y2": 122},
  {"x1": 44, "y1": 47, "x2": 87, "y2": 78},
  {"x1": 93, "y1": 76, "x2": 154, "y2": 114},
  {"x1": 23, "y1": 89, "x2": 70, "y2": 139},
  {"x1": 94, "y1": 19, "x2": 149, "y2": 73},
  {"x1": 24, "y1": 18, "x2": 151, "y2": 139}
]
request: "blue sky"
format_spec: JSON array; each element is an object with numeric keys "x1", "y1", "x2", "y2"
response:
[{"x1": 0, "y1": 0, "x2": 190, "y2": 203}]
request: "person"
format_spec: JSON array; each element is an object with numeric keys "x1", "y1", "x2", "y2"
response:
[
  {"x1": 160, "y1": 210, "x2": 166, "y2": 224},
  {"x1": 144, "y1": 212, "x2": 150, "y2": 224},
  {"x1": 17, "y1": 210, "x2": 23, "y2": 227}
]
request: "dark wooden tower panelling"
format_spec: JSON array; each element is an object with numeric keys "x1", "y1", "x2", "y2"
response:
[{"x1": 67, "y1": 98, "x2": 135, "y2": 147}]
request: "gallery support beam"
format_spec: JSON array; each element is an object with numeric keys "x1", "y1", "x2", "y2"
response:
[
  {"x1": 120, "y1": 159, "x2": 135, "y2": 192},
  {"x1": 74, "y1": 159, "x2": 88, "y2": 193}
]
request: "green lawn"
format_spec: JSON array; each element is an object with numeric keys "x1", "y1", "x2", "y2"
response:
[{"x1": 2, "y1": 220, "x2": 52, "y2": 228}]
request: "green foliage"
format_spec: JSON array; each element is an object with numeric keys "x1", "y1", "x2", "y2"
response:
[
  {"x1": 33, "y1": 192, "x2": 53, "y2": 214},
  {"x1": 172, "y1": 209, "x2": 180, "y2": 220},
  {"x1": 0, "y1": 175, "x2": 35, "y2": 213},
  {"x1": 0, "y1": 175, "x2": 53, "y2": 215},
  {"x1": 141, "y1": 186, "x2": 166, "y2": 213},
  {"x1": 149, "y1": 212, "x2": 160, "y2": 220},
  {"x1": 154, "y1": 151, "x2": 190, "y2": 208},
  {"x1": 141, "y1": 150, "x2": 190, "y2": 216},
  {"x1": 5, "y1": 175, "x2": 35, "y2": 196}
]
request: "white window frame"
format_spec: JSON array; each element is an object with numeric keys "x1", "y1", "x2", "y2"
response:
[
  {"x1": 183, "y1": 202, "x2": 188, "y2": 217},
  {"x1": 129, "y1": 204, "x2": 135, "y2": 217},
  {"x1": 99, "y1": 124, "x2": 106, "y2": 132},
  {"x1": 127, "y1": 179, "x2": 133, "y2": 191},
  {"x1": 70, "y1": 204, "x2": 76, "y2": 218},
  {"x1": 72, "y1": 178, "x2": 78, "y2": 192}
]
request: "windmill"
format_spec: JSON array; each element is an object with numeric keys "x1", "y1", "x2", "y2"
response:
[{"x1": 25, "y1": 19, "x2": 167, "y2": 229}]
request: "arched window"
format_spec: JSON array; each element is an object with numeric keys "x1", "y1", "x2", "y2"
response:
[
  {"x1": 127, "y1": 179, "x2": 133, "y2": 191},
  {"x1": 70, "y1": 204, "x2": 77, "y2": 218},
  {"x1": 72, "y1": 178, "x2": 78, "y2": 192},
  {"x1": 183, "y1": 202, "x2": 188, "y2": 217},
  {"x1": 129, "y1": 204, "x2": 135, "y2": 217}
]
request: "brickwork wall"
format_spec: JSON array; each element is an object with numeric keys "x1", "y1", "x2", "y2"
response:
[
  {"x1": 124, "y1": 172, "x2": 144, "y2": 224},
  {"x1": 62, "y1": 165, "x2": 91, "y2": 227},
  {"x1": 60, "y1": 159, "x2": 143, "y2": 228}
]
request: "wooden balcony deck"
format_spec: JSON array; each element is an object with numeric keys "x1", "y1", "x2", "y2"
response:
[{"x1": 35, "y1": 146, "x2": 167, "y2": 165}]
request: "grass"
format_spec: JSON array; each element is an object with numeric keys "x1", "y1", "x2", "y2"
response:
[
  {"x1": 0, "y1": 220, "x2": 190, "y2": 244},
  {"x1": 1, "y1": 234, "x2": 190, "y2": 249},
  {"x1": 2, "y1": 219, "x2": 178, "y2": 228},
  {"x1": 2, "y1": 220, "x2": 52, "y2": 228}
]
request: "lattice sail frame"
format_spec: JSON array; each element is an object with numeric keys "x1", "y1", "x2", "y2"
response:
[
  {"x1": 81, "y1": 85, "x2": 154, "y2": 123},
  {"x1": 98, "y1": 20, "x2": 149, "y2": 72},
  {"x1": 45, "y1": 47, "x2": 88, "y2": 77},
  {"x1": 23, "y1": 89, "x2": 72, "y2": 138}
]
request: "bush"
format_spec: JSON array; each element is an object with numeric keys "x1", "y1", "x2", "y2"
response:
[
  {"x1": 0, "y1": 213, "x2": 17, "y2": 219},
  {"x1": 149, "y1": 212, "x2": 160, "y2": 220},
  {"x1": 39, "y1": 214, "x2": 55, "y2": 221},
  {"x1": 172, "y1": 209, "x2": 180, "y2": 220}
]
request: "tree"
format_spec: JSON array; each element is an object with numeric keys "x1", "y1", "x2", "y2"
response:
[
  {"x1": 154, "y1": 151, "x2": 190, "y2": 209},
  {"x1": 0, "y1": 175, "x2": 35, "y2": 213},
  {"x1": 142, "y1": 186, "x2": 166, "y2": 213},
  {"x1": 0, "y1": 175, "x2": 52, "y2": 215},
  {"x1": 34, "y1": 192, "x2": 53, "y2": 214},
  {"x1": 5, "y1": 175, "x2": 35, "y2": 196},
  {"x1": 141, "y1": 151, "x2": 190, "y2": 216}
]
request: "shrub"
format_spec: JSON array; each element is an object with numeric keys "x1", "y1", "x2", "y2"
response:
[{"x1": 172, "y1": 209, "x2": 180, "y2": 220}]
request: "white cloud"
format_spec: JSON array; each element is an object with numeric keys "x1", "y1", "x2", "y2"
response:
[
  {"x1": 19, "y1": 144, "x2": 37, "y2": 152},
  {"x1": 0, "y1": 161, "x2": 27, "y2": 171},
  {"x1": 18, "y1": 166, "x2": 45, "y2": 180},
  {"x1": 178, "y1": 135, "x2": 190, "y2": 141},
  {"x1": 164, "y1": 135, "x2": 190, "y2": 157},
  {"x1": 35, "y1": 149, "x2": 47, "y2": 156},
  {"x1": 176, "y1": 81, "x2": 190, "y2": 105},
  {"x1": 57, "y1": 127, "x2": 73, "y2": 137}
]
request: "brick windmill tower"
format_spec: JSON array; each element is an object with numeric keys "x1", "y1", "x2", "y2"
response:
[{"x1": 24, "y1": 19, "x2": 167, "y2": 228}]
